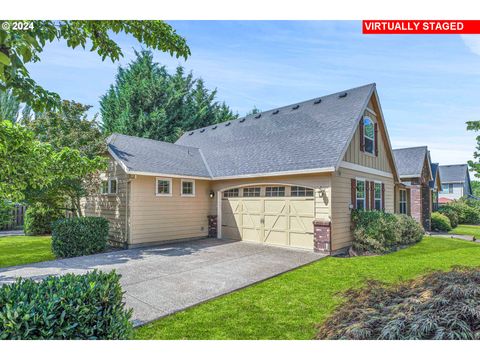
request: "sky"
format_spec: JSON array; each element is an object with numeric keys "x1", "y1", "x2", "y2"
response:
[{"x1": 27, "y1": 21, "x2": 480, "y2": 170}]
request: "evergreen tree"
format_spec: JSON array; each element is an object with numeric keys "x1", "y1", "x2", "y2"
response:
[
  {"x1": 100, "y1": 50, "x2": 237, "y2": 142},
  {"x1": 0, "y1": 90, "x2": 20, "y2": 122}
]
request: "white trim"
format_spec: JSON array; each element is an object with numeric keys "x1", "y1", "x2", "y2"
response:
[
  {"x1": 365, "y1": 107, "x2": 377, "y2": 116},
  {"x1": 131, "y1": 170, "x2": 209, "y2": 180},
  {"x1": 155, "y1": 177, "x2": 172, "y2": 197},
  {"x1": 212, "y1": 167, "x2": 335, "y2": 180},
  {"x1": 363, "y1": 116, "x2": 375, "y2": 156},
  {"x1": 355, "y1": 178, "x2": 366, "y2": 210},
  {"x1": 217, "y1": 190, "x2": 222, "y2": 239},
  {"x1": 340, "y1": 161, "x2": 393, "y2": 179},
  {"x1": 181, "y1": 179, "x2": 196, "y2": 197}
]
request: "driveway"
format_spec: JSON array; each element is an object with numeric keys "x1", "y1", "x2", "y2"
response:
[{"x1": 0, "y1": 238, "x2": 325, "y2": 326}]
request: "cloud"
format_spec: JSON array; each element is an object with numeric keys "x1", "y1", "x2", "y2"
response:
[{"x1": 461, "y1": 35, "x2": 480, "y2": 56}]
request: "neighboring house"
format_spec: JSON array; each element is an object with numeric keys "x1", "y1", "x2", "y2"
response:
[
  {"x1": 438, "y1": 164, "x2": 472, "y2": 203},
  {"x1": 393, "y1": 146, "x2": 433, "y2": 231},
  {"x1": 84, "y1": 83, "x2": 401, "y2": 254},
  {"x1": 429, "y1": 162, "x2": 442, "y2": 211}
]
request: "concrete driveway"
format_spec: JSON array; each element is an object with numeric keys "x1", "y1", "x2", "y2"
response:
[{"x1": 0, "y1": 238, "x2": 325, "y2": 326}]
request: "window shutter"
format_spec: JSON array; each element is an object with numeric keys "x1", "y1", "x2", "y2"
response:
[
  {"x1": 365, "y1": 181, "x2": 370, "y2": 210},
  {"x1": 351, "y1": 178, "x2": 356, "y2": 209},
  {"x1": 371, "y1": 182, "x2": 375, "y2": 210},
  {"x1": 374, "y1": 122, "x2": 378, "y2": 156},
  {"x1": 381, "y1": 183, "x2": 385, "y2": 211},
  {"x1": 359, "y1": 118, "x2": 365, "y2": 152}
]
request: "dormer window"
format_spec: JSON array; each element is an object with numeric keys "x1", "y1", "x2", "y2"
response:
[{"x1": 363, "y1": 117, "x2": 375, "y2": 155}]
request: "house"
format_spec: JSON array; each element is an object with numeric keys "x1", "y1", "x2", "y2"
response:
[
  {"x1": 84, "y1": 83, "x2": 401, "y2": 254},
  {"x1": 429, "y1": 162, "x2": 442, "y2": 211},
  {"x1": 438, "y1": 164, "x2": 472, "y2": 203},
  {"x1": 393, "y1": 146, "x2": 434, "y2": 230}
]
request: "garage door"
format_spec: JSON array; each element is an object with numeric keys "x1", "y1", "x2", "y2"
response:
[{"x1": 221, "y1": 186, "x2": 315, "y2": 249}]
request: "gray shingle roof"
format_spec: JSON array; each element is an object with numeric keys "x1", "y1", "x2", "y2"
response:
[
  {"x1": 176, "y1": 83, "x2": 375, "y2": 178},
  {"x1": 393, "y1": 146, "x2": 429, "y2": 178},
  {"x1": 107, "y1": 134, "x2": 211, "y2": 178},
  {"x1": 439, "y1": 164, "x2": 469, "y2": 183},
  {"x1": 429, "y1": 162, "x2": 439, "y2": 190}
]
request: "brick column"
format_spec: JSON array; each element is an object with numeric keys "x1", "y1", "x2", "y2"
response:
[
  {"x1": 313, "y1": 220, "x2": 331, "y2": 254},
  {"x1": 207, "y1": 215, "x2": 217, "y2": 238},
  {"x1": 410, "y1": 185, "x2": 422, "y2": 224}
]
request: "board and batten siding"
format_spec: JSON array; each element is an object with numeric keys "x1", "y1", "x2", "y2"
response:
[
  {"x1": 343, "y1": 109, "x2": 392, "y2": 173},
  {"x1": 330, "y1": 167, "x2": 395, "y2": 251},
  {"x1": 128, "y1": 176, "x2": 210, "y2": 245},
  {"x1": 208, "y1": 173, "x2": 332, "y2": 222},
  {"x1": 83, "y1": 156, "x2": 129, "y2": 245}
]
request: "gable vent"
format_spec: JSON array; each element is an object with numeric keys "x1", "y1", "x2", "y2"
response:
[
  {"x1": 272, "y1": 109, "x2": 279, "y2": 115},
  {"x1": 292, "y1": 104, "x2": 300, "y2": 110},
  {"x1": 200, "y1": 129, "x2": 205, "y2": 133},
  {"x1": 225, "y1": 122, "x2": 231, "y2": 126},
  {"x1": 338, "y1": 92, "x2": 348, "y2": 98},
  {"x1": 314, "y1": 99, "x2": 322, "y2": 104},
  {"x1": 239, "y1": 118, "x2": 246, "y2": 123},
  {"x1": 255, "y1": 114, "x2": 261, "y2": 119},
  {"x1": 212, "y1": 125, "x2": 217, "y2": 130},
  {"x1": 189, "y1": 132, "x2": 194, "y2": 135}
]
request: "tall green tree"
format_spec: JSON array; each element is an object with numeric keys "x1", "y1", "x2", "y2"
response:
[
  {"x1": 101, "y1": 50, "x2": 237, "y2": 143},
  {"x1": 22, "y1": 101, "x2": 107, "y2": 216},
  {"x1": 467, "y1": 120, "x2": 480, "y2": 178},
  {"x1": 0, "y1": 90, "x2": 20, "y2": 122},
  {"x1": 0, "y1": 20, "x2": 190, "y2": 112}
]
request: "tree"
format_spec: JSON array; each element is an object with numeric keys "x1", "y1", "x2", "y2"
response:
[
  {"x1": 246, "y1": 106, "x2": 261, "y2": 116},
  {"x1": 101, "y1": 50, "x2": 237, "y2": 143},
  {"x1": 471, "y1": 180, "x2": 480, "y2": 198},
  {"x1": 0, "y1": 20, "x2": 190, "y2": 112},
  {"x1": 467, "y1": 120, "x2": 480, "y2": 178},
  {"x1": 0, "y1": 89, "x2": 20, "y2": 122},
  {"x1": 22, "y1": 101, "x2": 107, "y2": 216}
]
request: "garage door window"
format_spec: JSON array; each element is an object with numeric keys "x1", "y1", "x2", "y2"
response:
[
  {"x1": 291, "y1": 186, "x2": 314, "y2": 197},
  {"x1": 266, "y1": 186, "x2": 285, "y2": 197},
  {"x1": 223, "y1": 188, "x2": 239, "y2": 198},
  {"x1": 243, "y1": 187, "x2": 261, "y2": 197}
]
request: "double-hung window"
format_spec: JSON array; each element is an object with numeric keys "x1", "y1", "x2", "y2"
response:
[
  {"x1": 100, "y1": 180, "x2": 109, "y2": 194},
  {"x1": 156, "y1": 178, "x2": 172, "y2": 196},
  {"x1": 399, "y1": 189, "x2": 407, "y2": 214},
  {"x1": 356, "y1": 180, "x2": 366, "y2": 210},
  {"x1": 363, "y1": 117, "x2": 375, "y2": 155},
  {"x1": 181, "y1": 179, "x2": 195, "y2": 196},
  {"x1": 374, "y1": 182, "x2": 382, "y2": 210}
]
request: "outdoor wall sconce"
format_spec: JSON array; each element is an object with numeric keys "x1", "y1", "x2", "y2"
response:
[{"x1": 209, "y1": 191, "x2": 215, "y2": 199}]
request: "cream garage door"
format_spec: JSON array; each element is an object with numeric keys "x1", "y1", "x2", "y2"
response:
[{"x1": 221, "y1": 186, "x2": 315, "y2": 249}]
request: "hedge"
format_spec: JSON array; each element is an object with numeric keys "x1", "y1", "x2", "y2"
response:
[
  {"x1": 438, "y1": 206, "x2": 459, "y2": 228},
  {"x1": 52, "y1": 216, "x2": 109, "y2": 258},
  {"x1": 24, "y1": 203, "x2": 64, "y2": 235},
  {"x1": 431, "y1": 212, "x2": 452, "y2": 232},
  {"x1": 440, "y1": 200, "x2": 480, "y2": 225},
  {"x1": 0, "y1": 270, "x2": 132, "y2": 339},
  {"x1": 317, "y1": 267, "x2": 480, "y2": 340},
  {"x1": 351, "y1": 210, "x2": 424, "y2": 254}
]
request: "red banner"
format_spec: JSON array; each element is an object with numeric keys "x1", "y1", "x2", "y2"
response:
[{"x1": 363, "y1": 20, "x2": 480, "y2": 34}]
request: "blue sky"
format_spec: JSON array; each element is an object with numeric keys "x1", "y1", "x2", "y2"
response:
[{"x1": 27, "y1": 21, "x2": 480, "y2": 169}]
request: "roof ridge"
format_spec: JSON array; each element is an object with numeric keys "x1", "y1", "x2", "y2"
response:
[
  {"x1": 110, "y1": 132, "x2": 201, "y2": 151},
  {"x1": 393, "y1": 146, "x2": 428, "y2": 151}
]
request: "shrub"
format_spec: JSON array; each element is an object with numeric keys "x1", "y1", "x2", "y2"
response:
[
  {"x1": 0, "y1": 270, "x2": 132, "y2": 339},
  {"x1": 317, "y1": 267, "x2": 480, "y2": 340},
  {"x1": 396, "y1": 214, "x2": 424, "y2": 245},
  {"x1": 0, "y1": 200, "x2": 13, "y2": 229},
  {"x1": 441, "y1": 200, "x2": 480, "y2": 225},
  {"x1": 24, "y1": 203, "x2": 64, "y2": 235},
  {"x1": 431, "y1": 212, "x2": 452, "y2": 232},
  {"x1": 438, "y1": 207, "x2": 459, "y2": 228},
  {"x1": 351, "y1": 210, "x2": 424, "y2": 254},
  {"x1": 52, "y1": 216, "x2": 109, "y2": 258}
]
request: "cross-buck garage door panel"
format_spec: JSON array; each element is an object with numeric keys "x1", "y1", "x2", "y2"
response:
[{"x1": 221, "y1": 187, "x2": 315, "y2": 250}]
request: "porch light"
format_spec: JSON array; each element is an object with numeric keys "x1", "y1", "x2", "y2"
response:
[{"x1": 209, "y1": 191, "x2": 215, "y2": 199}]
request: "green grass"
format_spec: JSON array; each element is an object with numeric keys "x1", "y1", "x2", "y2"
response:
[
  {"x1": 449, "y1": 224, "x2": 480, "y2": 238},
  {"x1": 134, "y1": 236, "x2": 480, "y2": 340},
  {"x1": 0, "y1": 236, "x2": 54, "y2": 268}
]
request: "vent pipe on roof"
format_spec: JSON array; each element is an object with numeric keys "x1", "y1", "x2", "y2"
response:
[
  {"x1": 338, "y1": 92, "x2": 348, "y2": 98},
  {"x1": 225, "y1": 122, "x2": 231, "y2": 126},
  {"x1": 255, "y1": 114, "x2": 261, "y2": 119},
  {"x1": 272, "y1": 110, "x2": 279, "y2": 115},
  {"x1": 292, "y1": 104, "x2": 300, "y2": 110},
  {"x1": 314, "y1": 99, "x2": 322, "y2": 104},
  {"x1": 240, "y1": 118, "x2": 246, "y2": 123}
]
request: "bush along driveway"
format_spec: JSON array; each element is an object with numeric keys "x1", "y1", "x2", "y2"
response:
[{"x1": 134, "y1": 236, "x2": 480, "y2": 340}]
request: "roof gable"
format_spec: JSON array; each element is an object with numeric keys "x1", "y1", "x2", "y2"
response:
[
  {"x1": 439, "y1": 164, "x2": 469, "y2": 183},
  {"x1": 393, "y1": 146, "x2": 432, "y2": 180}
]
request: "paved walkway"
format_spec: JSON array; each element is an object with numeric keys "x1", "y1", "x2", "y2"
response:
[
  {"x1": 0, "y1": 230, "x2": 24, "y2": 237},
  {"x1": 0, "y1": 239, "x2": 325, "y2": 326}
]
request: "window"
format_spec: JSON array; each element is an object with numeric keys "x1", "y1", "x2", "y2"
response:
[
  {"x1": 156, "y1": 178, "x2": 172, "y2": 196},
  {"x1": 440, "y1": 183, "x2": 453, "y2": 194},
  {"x1": 356, "y1": 180, "x2": 366, "y2": 210},
  {"x1": 266, "y1": 186, "x2": 285, "y2": 197},
  {"x1": 100, "y1": 180, "x2": 109, "y2": 194},
  {"x1": 399, "y1": 189, "x2": 407, "y2": 214},
  {"x1": 181, "y1": 179, "x2": 195, "y2": 196},
  {"x1": 109, "y1": 179, "x2": 117, "y2": 194},
  {"x1": 291, "y1": 186, "x2": 314, "y2": 197},
  {"x1": 223, "y1": 188, "x2": 239, "y2": 198},
  {"x1": 243, "y1": 187, "x2": 261, "y2": 197},
  {"x1": 363, "y1": 117, "x2": 375, "y2": 155},
  {"x1": 374, "y1": 182, "x2": 382, "y2": 210}
]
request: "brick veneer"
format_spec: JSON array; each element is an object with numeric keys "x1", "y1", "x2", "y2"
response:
[
  {"x1": 410, "y1": 185, "x2": 422, "y2": 225},
  {"x1": 207, "y1": 215, "x2": 217, "y2": 238},
  {"x1": 313, "y1": 220, "x2": 331, "y2": 254}
]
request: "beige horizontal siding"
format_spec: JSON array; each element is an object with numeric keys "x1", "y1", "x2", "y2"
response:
[
  {"x1": 129, "y1": 176, "x2": 210, "y2": 245},
  {"x1": 331, "y1": 167, "x2": 395, "y2": 251}
]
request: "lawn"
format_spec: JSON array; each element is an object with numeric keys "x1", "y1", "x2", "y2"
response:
[
  {"x1": 0, "y1": 235, "x2": 54, "y2": 268},
  {"x1": 449, "y1": 224, "x2": 480, "y2": 238},
  {"x1": 134, "y1": 236, "x2": 480, "y2": 340}
]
